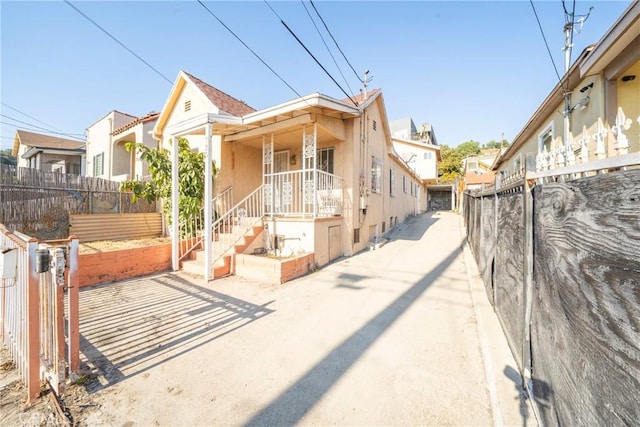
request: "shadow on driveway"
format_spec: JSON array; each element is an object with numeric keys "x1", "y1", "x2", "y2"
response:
[
  {"x1": 244, "y1": 242, "x2": 462, "y2": 426},
  {"x1": 78, "y1": 273, "x2": 274, "y2": 393}
]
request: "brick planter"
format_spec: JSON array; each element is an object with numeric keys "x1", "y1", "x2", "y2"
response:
[{"x1": 78, "y1": 243, "x2": 172, "y2": 287}]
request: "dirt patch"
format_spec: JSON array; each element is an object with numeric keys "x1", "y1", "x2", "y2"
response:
[{"x1": 79, "y1": 237, "x2": 171, "y2": 254}]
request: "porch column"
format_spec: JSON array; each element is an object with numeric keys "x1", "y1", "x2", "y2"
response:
[
  {"x1": 263, "y1": 134, "x2": 274, "y2": 217},
  {"x1": 204, "y1": 123, "x2": 213, "y2": 281},
  {"x1": 302, "y1": 123, "x2": 317, "y2": 218},
  {"x1": 171, "y1": 136, "x2": 179, "y2": 271}
]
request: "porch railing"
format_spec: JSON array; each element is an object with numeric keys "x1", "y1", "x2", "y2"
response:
[
  {"x1": 264, "y1": 170, "x2": 343, "y2": 217},
  {"x1": 178, "y1": 186, "x2": 233, "y2": 261},
  {"x1": 211, "y1": 185, "x2": 264, "y2": 270}
]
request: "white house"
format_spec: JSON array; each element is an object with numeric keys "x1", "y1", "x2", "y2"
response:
[{"x1": 85, "y1": 110, "x2": 159, "y2": 181}]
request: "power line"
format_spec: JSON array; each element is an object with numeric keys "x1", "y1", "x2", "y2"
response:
[
  {"x1": 64, "y1": 0, "x2": 172, "y2": 85},
  {"x1": 1, "y1": 102, "x2": 76, "y2": 135},
  {"x1": 529, "y1": 0, "x2": 563, "y2": 86},
  {"x1": 264, "y1": 1, "x2": 357, "y2": 105},
  {"x1": 309, "y1": 0, "x2": 363, "y2": 83},
  {"x1": 196, "y1": 0, "x2": 311, "y2": 106},
  {"x1": 300, "y1": 1, "x2": 356, "y2": 97},
  {"x1": 0, "y1": 116, "x2": 86, "y2": 141}
]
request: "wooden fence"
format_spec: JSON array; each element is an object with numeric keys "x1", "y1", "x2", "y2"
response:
[
  {"x1": 464, "y1": 154, "x2": 640, "y2": 426},
  {"x1": 0, "y1": 165, "x2": 156, "y2": 239}
]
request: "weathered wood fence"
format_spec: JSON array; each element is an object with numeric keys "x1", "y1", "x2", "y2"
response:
[
  {"x1": 464, "y1": 153, "x2": 640, "y2": 426},
  {"x1": 0, "y1": 165, "x2": 156, "y2": 239}
]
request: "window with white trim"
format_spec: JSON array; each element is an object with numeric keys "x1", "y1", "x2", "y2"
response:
[
  {"x1": 538, "y1": 121, "x2": 554, "y2": 154},
  {"x1": 371, "y1": 156, "x2": 382, "y2": 194},
  {"x1": 93, "y1": 152, "x2": 104, "y2": 176},
  {"x1": 390, "y1": 170, "x2": 396, "y2": 197}
]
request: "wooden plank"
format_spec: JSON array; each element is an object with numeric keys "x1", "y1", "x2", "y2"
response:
[
  {"x1": 530, "y1": 170, "x2": 640, "y2": 425},
  {"x1": 494, "y1": 191, "x2": 524, "y2": 367}
]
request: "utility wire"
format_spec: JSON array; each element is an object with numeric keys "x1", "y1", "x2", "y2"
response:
[
  {"x1": 309, "y1": 0, "x2": 363, "y2": 83},
  {"x1": 264, "y1": 1, "x2": 357, "y2": 105},
  {"x1": 1, "y1": 102, "x2": 78, "y2": 135},
  {"x1": 529, "y1": 0, "x2": 563, "y2": 86},
  {"x1": 0, "y1": 116, "x2": 86, "y2": 141},
  {"x1": 64, "y1": 0, "x2": 172, "y2": 85},
  {"x1": 300, "y1": 1, "x2": 356, "y2": 97},
  {"x1": 196, "y1": 0, "x2": 311, "y2": 107}
]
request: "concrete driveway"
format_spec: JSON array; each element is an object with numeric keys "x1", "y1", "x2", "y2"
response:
[{"x1": 76, "y1": 211, "x2": 531, "y2": 426}]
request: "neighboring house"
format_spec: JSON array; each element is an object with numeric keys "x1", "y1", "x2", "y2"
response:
[
  {"x1": 493, "y1": 1, "x2": 640, "y2": 175},
  {"x1": 12, "y1": 129, "x2": 85, "y2": 175},
  {"x1": 391, "y1": 137, "x2": 441, "y2": 182},
  {"x1": 86, "y1": 110, "x2": 159, "y2": 181},
  {"x1": 463, "y1": 150, "x2": 499, "y2": 190},
  {"x1": 152, "y1": 70, "x2": 424, "y2": 280}
]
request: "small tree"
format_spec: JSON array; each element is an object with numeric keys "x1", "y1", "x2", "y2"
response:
[
  {"x1": 438, "y1": 144, "x2": 462, "y2": 184},
  {"x1": 120, "y1": 138, "x2": 217, "y2": 230}
]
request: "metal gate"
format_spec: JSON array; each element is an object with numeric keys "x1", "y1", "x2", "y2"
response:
[{"x1": 0, "y1": 225, "x2": 79, "y2": 400}]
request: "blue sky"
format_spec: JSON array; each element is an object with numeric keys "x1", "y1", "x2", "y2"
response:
[{"x1": 0, "y1": 0, "x2": 633, "y2": 151}]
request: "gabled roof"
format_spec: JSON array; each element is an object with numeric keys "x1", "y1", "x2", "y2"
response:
[
  {"x1": 112, "y1": 112, "x2": 160, "y2": 136},
  {"x1": 182, "y1": 71, "x2": 256, "y2": 117},
  {"x1": 342, "y1": 88, "x2": 380, "y2": 107},
  {"x1": 13, "y1": 129, "x2": 85, "y2": 156}
]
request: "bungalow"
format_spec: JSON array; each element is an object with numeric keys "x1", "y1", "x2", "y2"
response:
[
  {"x1": 85, "y1": 110, "x2": 159, "y2": 181},
  {"x1": 492, "y1": 1, "x2": 640, "y2": 176},
  {"x1": 12, "y1": 129, "x2": 85, "y2": 175},
  {"x1": 152, "y1": 71, "x2": 424, "y2": 280}
]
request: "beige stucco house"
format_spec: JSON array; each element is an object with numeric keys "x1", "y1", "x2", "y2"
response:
[
  {"x1": 493, "y1": 1, "x2": 640, "y2": 176},
  {"x1": 85, "y1": 110, "x2": 159, "y2": 181},
  {"x1": 152, "y1": 71, "x2": 424, "y2": 280},
  {"x1": 12, "y1": 129, "x2": 85, "y2": 175}
]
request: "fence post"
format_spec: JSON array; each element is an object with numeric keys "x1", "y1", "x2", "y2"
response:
[
  {"x1": 522, "y1": 178, "x2": 535, "y2": 386},
  {"x1": 67, "y1": 236, "x2": 80, "y2": 379},
  {"x1": 26, "y1": 238, "x2": 40, "y2": 402}
]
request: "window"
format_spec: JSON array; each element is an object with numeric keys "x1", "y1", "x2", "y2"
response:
[
  {"x1": 317, "y1": 147, "x2": 334, "y2": 174},
  {"x1": 371, "y1": 156, "x2": 382, "y2": 193},
  {"x1": 514, "y1": 154, "x2": 523, "y2": 172},
  {"x1": 390, "y1": 170, "x2": 396, "y2": 196},
  {"x1": 467, "y1": 160, "x2": 479, "y2": 171},
  {"x1": 423, "y1": 152, "x2": 433, "y2": 160},
  {"x1": 353, "y1": 228, "x2": 360, "y2": 244},
  {"x1": 538, "y1": 121, "x2": 554, "y2": 154},
  {"x1": 403, "y1": 175, "x2": 408, "y2": 193},
  {"x1": 93, "y1": 152, "x2": 104, "y2": 176}
]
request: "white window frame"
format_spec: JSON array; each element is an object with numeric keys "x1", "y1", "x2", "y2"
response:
[
  {"x1": 93, "y1": 152, "x2": 104, "y2": 176},
  {"x1": 538, "y1": 121, "x2": 554, "y2": 154},
  {"x1": 390, "y1": 169, "x2": 396, "y2": 197},
  {"x1": 371, "y1": 156, "x2": 382, "y2": 194},
  {"x1": 513, "y1": 153, "x2": 523, "y2": 172}
]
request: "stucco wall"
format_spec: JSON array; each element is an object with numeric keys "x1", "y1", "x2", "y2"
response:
[{"x1": 86, "y1": 111, "x2": 135, "y2": 179}]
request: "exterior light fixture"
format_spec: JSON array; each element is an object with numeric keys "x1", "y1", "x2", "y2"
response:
[{"x1": 621, "y1": 75, "x2": 636, "y2": 82}]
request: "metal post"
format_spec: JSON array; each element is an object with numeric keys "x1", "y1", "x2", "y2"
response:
[
  {"x1": 204, "y1": 124, "x2": 213, "y2": 281},
  {"x1": 171, "y1": 136, "x2": 179, "y2": 271},
  {"x1": 26, "y1": 238, "x2": 40, "y2": 402},
  {"x1": 67, "y1": 236, "x2": 80, "y2": 377}
]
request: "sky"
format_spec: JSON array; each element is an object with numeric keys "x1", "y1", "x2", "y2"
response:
[{"x1": 0, "y1": 0, "x2": 634, "y2": 152}]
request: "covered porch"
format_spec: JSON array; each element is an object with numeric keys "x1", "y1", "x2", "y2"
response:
[{"x1": 166, "y1": 99, "x2": 356, "y2": 280}]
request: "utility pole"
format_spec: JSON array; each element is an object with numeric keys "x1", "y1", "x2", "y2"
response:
[{"x1": 561, "y1": 5, "x2": 592, "y2": 162}]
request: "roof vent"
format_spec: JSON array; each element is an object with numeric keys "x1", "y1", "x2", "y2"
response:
[{"x1": 184, "y1": 100, "x2": 191, "y2": 112}]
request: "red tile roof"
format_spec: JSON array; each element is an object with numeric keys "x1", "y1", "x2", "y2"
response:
[
  {"x1": 183, "y1": 71, "x2": 256, "y2": 117},
  {"x1": 111, "y1": 112, "x2": 160, "y2": 136}
]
